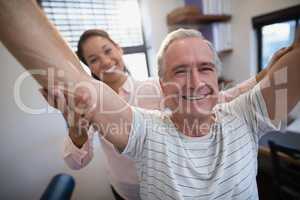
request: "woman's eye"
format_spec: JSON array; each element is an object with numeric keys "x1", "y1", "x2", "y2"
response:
[
  {"x1": 89, "y1": 58, "x2": 97, "y2": 64},
  {"x1": 104, "y1": 48, "x2": 112, "y2": 54}
]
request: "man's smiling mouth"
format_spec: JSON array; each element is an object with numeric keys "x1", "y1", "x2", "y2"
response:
[
  {"x1": 182, "y1": 95, "x2": 208, "y2": 101},
  {"x1": 181, "y1": 86, "x2": 213, "y2": 101}
]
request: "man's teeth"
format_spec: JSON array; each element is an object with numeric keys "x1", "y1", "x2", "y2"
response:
[{"x1": 182, "y1": 95, "x2": 207, "y2": 100}]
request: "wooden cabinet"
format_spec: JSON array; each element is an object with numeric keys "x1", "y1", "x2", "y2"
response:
[
  {"x1": 167, "y1": 6, "x2": 233, "y2": 54},
  {"x1": 167, "y1": 14, "x2": 231, "y2": 26}
]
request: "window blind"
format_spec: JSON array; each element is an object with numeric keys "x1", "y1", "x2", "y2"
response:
[{"x1": 39, "y1": 0, "x2": 144, "y2": 51}]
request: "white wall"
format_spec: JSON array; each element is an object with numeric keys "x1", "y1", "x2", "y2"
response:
[
  {"x1": 221, "y1": 0, "x2": 300, "y2": 83},
  {"x1": 0, "y1": 42, "x2": 114, "y2": 199},
  {"x1": 0, "y1": 0, "x2": 184, "y2": 199},
  {"x1": 141, "y1": 0, "x2": 185, "y2": 77}
]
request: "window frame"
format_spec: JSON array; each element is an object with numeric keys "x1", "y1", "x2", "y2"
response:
[
  {"x1": 252, "y1": 5, "x2": 300, "y2": 72},
  {"x1": 37, "y1": 0, "x2": 151, "y2": 77}
]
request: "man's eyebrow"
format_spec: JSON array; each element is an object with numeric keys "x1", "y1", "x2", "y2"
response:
[
  {"x1": 198, "y1": 61, "x2": 215, "y2": 67},
  {"x1": 199, "y1": 60, "x2": 214, "y2": 65},
  {"x1": 172, "y1": 64, "x2": 188, "y2": 72}
]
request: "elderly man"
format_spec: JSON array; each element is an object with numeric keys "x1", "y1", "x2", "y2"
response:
[
  {"x1": 120, "y1": 29, "x2": 299, "y2": 200},
  {"x1": 1, "y1": 1, "x2": 300, "y2": 200}
]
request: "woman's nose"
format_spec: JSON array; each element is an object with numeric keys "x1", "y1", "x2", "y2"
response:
[{"x1": 100, "y1": 56, "x2": 112, "y2": 67}]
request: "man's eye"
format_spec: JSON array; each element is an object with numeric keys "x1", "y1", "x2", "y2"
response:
[
  {"x1": 202, "y1": 67, "x2": 213, "y2": 71},
  {"x1": 200, "y1": 64, "x2": 214, "y2": 71},
  {"x1": 175, "y1": 70, "x2": 186, "y2": 74}
]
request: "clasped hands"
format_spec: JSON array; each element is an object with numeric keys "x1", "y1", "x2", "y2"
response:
[{"x1": 40, "y1": 85, "x2": 95, "y2": 147}]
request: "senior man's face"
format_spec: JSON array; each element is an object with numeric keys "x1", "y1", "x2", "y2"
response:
[{"x1": 160, "y1": 37, "x2": 219, "y2": 118}]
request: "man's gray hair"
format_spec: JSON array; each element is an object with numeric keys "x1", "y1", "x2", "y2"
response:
[{"x1": 157, "y1": 28, "x2": 222, "y2": 79}]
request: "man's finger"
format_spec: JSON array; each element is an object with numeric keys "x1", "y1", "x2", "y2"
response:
[
  {"x1": 61, "y1": 86, "x2": 95, "y2": 123},
  {"x1": 39, "y1": 88, "x2": 57, "y2": 107},
  {"x1": 53, "y1": 86, "x2": 68, "y2": 114},
  {"x1": 267, "y1": 46, "x2": 293, "y2": 70},
  {"x1": 62, "y1": 88, "x2": 76, "y2": 110},
  {"x1": 66, "y1": 110, "x2": 76, "y2": 128},
  {"x1": 73, "y1": 87, "x2": 92, "y2": 116},
  {"x1": 273, "y1": 46, "x2": 292, "y2": 61},
  {"x1": 39, "y1": 88, "x2": 47, "y2": 99}
]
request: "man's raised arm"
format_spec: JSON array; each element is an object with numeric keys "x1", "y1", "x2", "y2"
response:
[
  {"x1": 260, "y1": 28, "x2": 300, "y2": 121},
  {"x1": 219, "y1": 47, "x2": 292, "y2": 103},
  {"x1": 0, "y1": 0, "x2": 89, "y2": 85},
  {"x1": 0, "y1": 0, "x2": 132, "y2": 151}
]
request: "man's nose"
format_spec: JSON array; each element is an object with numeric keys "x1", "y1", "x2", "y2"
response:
[{"x1": 188, "y1": 68, "x2": 204, "y2": 89}]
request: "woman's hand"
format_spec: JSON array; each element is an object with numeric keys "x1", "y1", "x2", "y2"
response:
[{"x1": 40, "y1": 86, "x2": 89, "y2": 148}]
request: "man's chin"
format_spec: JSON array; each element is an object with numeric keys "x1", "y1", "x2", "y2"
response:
[
  {"x1": 185, "y1": 108, "x2": 212, "y2": 118},
  {"x1": 174, "y1": 103, "x2": 212, "y2": 118}
]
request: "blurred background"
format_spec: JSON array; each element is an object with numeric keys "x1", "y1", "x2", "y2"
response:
[{"x1": 0, "y1": 0, "x2": 300, "y2": 199}]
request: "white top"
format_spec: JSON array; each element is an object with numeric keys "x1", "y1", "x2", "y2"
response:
[
  {"x1": 64, "y1": 77, "x2": 163, "y2": 200},
  {"x1": 123, "y1": 84, "x2": 279, "y2": 200}
]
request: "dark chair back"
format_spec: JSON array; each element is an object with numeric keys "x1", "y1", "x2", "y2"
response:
[
  {"x1": 40, "y1": 173, "x2": 75, "y2": 200},
  {"x1": 269, "y1": 141, "x2": 300, "y2": 200}
]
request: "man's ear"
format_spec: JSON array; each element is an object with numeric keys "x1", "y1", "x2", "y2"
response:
[{"x1": 159, "y1": 79, "x2": 166, "y2": 94}]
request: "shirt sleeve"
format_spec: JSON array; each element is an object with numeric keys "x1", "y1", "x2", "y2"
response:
[
  {"x1": 220, "y1": 83, "x2": 281, "y2": 139},
  {"x1": 122, "y1": 106, "x2": 158, "y2": 161},
  {"x1": 63, "y1": 126, "x2": 95, "y2": 170},
  {"x1": 219, "y1": 77, "x2": 257, "y2": 103}
]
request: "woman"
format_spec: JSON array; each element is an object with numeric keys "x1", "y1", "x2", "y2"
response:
[
  {"x1": 42, "y1": 29, "x2": 290, "y2": 200},
  {"x1": 42, "y1": 29, "x2": 162, "y2": 200}
]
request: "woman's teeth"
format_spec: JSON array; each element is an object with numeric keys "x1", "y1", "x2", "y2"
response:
[{"x1": 104, "y1": 65, "x2": 117, "y2": 73}]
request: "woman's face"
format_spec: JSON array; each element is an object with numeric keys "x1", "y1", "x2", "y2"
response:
[{"x1": 82, "y1": 36, "x2": 126, "y2": 83}]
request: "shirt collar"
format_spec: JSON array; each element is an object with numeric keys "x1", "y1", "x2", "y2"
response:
[{"x1": 121, "y1": 76, "x2": 134, "y2": 94}]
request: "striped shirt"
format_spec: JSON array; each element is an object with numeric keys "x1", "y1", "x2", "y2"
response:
[{"x1": 122, "y1": 84, "x2": 279, "y2": 200}]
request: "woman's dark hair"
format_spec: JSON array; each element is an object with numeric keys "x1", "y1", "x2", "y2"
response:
[{"x1": 76, "y1": 29, "x2": 130, "y2": 80}]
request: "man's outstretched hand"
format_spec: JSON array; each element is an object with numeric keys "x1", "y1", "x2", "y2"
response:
[{"x1": 257, "y1": 27, "x2": 300, "y2": 83}]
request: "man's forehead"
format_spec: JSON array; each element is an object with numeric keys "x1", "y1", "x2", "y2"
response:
[
  {"x1": 164, "y1": 37, "x2": 214, "y2": 66},
  {"x1": 168, "y1": 37, "x2": 210, "y2": 51}
]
